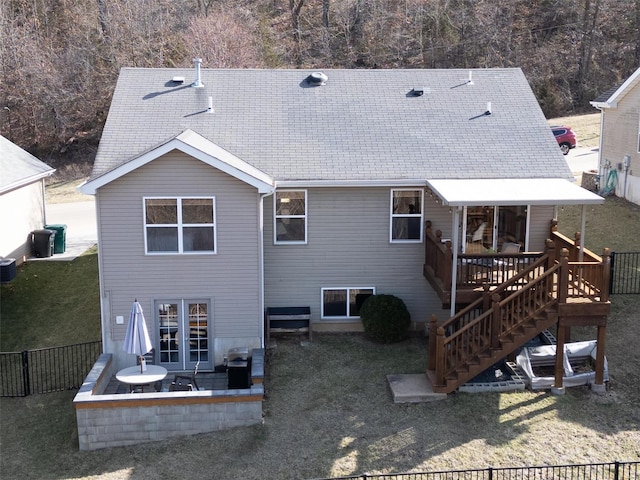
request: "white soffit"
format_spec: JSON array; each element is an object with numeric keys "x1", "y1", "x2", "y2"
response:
[{"x1": 426, "y1": 178, "x2": 604, "y2": 206}]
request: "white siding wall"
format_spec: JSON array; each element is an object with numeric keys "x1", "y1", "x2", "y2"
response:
[
  {"x1": 528, "y1": 205, "x2": 555, "y2": 251},
  {"x1": 600, "y1": 85, "x2": 640, "y2": 205},
  {"x1": 0, "y1": 180, "x2": 46, "y2": 262},
  {"x1": 264, "y1": 187, "x2": 450, "y2": 331},
  {"x1": 97, "y1": 153, "x2": 262, "y2": 367}
]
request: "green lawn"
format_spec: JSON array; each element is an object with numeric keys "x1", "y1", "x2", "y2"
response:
[{"x1": 0, "y1": 247, "x2": 101, "y2": 351}]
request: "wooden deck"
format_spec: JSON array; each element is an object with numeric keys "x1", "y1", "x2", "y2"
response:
[{"x1": 423, "y1": 220, "x2": 611, "y2": 394}]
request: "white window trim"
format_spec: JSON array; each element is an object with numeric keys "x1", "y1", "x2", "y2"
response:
[
  {"x1": 320, "y1": 287, "x2": 376, "y2": 320},
  {"x1": 274, "y1": 189, "x2": 308, "y2": 245},
  {"x1": 143, "y1": 196, "x2": 217, "y2": 255},
  {"x1": 389, "y1": 188, "x2": 424, "y2": 243}
]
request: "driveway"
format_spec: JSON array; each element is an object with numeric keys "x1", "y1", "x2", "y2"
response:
[
  {"x1": 565, "y1": 146, "x2": 599, "y2": 179},
  {"x1": 39, "y1": 200, "x2": 97, "y2": 261}
]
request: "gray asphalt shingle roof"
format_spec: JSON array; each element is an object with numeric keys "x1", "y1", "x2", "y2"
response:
[
  {"x1": 0, "y1": 135, "x2": 54, "y2": 194},
  {"x1": 91, "y1": 67, "x2": 572, "y2": 183}
]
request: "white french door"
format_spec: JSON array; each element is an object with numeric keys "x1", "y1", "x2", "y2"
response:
[{"x1": 155, "y1": 300, "x2": 212, "y2": 371}]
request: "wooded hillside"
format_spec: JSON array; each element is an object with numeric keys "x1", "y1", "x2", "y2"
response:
[{"x1": 1, "y1": 0, "x2": 638, "y2": 167}]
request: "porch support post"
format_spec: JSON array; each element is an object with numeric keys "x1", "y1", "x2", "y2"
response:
[
  {"x1": 592, "y1": 324, "x2": 607, "y2": 394},
  {"x1": 449, "y1": 207, "x2": 461, "y2": 316},
  {"x1": 579, "y1": 204, "x2": 587, "y2": 262},
  {"x1": 551, "y1": 322, "x2": 566, "y2": 395}
]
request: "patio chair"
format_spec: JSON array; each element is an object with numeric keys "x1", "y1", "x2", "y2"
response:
[
  {"x1": 169, "y1": 361, "x2": 200, "y2": 391},
  {"x1": 494, "y1": 242, "x2": 522, "y2": 282},
  {"x1": 471, "y1": 222, "x2": 487, "y2": 243}
]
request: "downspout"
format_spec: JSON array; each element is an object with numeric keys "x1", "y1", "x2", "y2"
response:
[
  {"x1": 450, "y1": 207, "x2": 461, "y2": 317},
  {"x1": 41, "y1": 178, "x2": 48, "y2": 225},
  {"x1": 259, "y1": 189, "x2": 275, "y2": 349},
  {"x1": 597, "y1": 108, "x2": 605, "y2": 182}
]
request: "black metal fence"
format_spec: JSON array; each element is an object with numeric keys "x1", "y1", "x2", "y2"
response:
[
  {"x1": 610, "y1": 252, "x2": 640, "y2": 294},
  {"x1": 0, "y1": 340, "x2": 102, "y2": 397},
  {"x1": 315, "y1": 461, "x2": 640, "y2": 480}
]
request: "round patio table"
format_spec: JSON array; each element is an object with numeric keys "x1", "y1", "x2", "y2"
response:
[{"x1": 116, "y1": 365, "x2": 167, "y2": 392}]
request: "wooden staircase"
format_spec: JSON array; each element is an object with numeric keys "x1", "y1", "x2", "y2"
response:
[
  {"x1": 424, "y1": 222, "x2": 611, "y2": 394},
  {"x1": 427, "y1": 254, "x2": 589, "y2": 394}
]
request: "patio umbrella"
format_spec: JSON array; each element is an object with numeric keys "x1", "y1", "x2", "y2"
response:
[{"x1": 122, "y1": 300, "x2": 153, "y2": 373}]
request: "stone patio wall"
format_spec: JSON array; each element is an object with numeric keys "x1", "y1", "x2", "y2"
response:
[{"x1": 74, "y1": 350, "x2": 264, "y2": 451}]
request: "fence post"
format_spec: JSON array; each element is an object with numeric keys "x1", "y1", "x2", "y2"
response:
[
  {"x1": 614, "y1": 460, "x2": 620, "y2": 480},
  {"x1": 21, "y1": 350, "x2": 30, "y2": 396},
  {"x1": 488, "y1": 466, "x2": 493, "y2": 480},
  {"x1": 608, "y1": 251, "x2": 616, "y2": 295}
]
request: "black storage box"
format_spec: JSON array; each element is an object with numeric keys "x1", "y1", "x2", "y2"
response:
[
  {"x1": 0, "y1": 258, "x2": 16, "y2": 283},
  {"x1": 227, "y1": 358, "x2": 250, "y2": 389}
]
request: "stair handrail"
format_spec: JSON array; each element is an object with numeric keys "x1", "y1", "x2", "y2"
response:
[{"x1": 429, "y1": 251, "x2": 560, "y2": 387}]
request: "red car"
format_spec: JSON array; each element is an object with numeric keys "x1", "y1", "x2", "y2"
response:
[{"x1": 551, "y1": 126, "x2": 577, "y2": 155}]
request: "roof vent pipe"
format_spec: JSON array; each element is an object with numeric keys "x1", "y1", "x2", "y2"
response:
[
  {"x1": 192, "y1": 58, "x2": 204, "y2": 88},
  {"x1": 467, "y1": 71, "x2": 474, "y2": 85},
  {"x1": 207, "y1": 96, "x2": 214, "y2": 113},
  {"x1": 485, "y1": 102, "x2": 492, "y2": 115}
]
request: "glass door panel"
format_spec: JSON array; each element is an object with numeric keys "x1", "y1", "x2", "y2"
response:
[
  {"x1": 497, "y1": 206, "x2": 526, "y2": 249},
  {"x1": 158, "y1": 302, "x2": 181, "y2": 369},
  {"x1": 465, "y1": 206, "x2": 494, "y2": 252},
  {"x1": 156, "y1": 300, "x2": 212, "y2": 371},
  {"x1": 187, "y1": 302, "x2": 209, "y2": 368}
]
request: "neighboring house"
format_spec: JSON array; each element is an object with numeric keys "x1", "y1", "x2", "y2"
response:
[
  {"x1": 81, "y1": 64, "x2": 604, "y2": 375},
  {"x1": 0, "y1": 135, "x2": 55, "y2": 263},
  {"x1": 591, "y1": 67, "x2": 640, "y2": 205}
]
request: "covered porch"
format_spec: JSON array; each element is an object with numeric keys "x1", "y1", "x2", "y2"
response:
[{"x1": 422, "y1": 178, "x2": 605, "y2": 311}]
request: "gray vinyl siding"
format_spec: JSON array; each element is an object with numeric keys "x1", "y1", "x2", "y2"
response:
[
  {"x1": 97, "y1": 153, "x2": 261, "y2": 344},
  {"x1": 528, "y1": 205, "x2": 555, "y2": 251},
  {"x1": 264, "y1": 187, "x2": 450, "y2": 329},
  {"x1": 600, "y1": 84, "x2": 640, "y2": 202}
]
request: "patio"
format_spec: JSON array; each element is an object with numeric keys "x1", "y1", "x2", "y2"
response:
[
  {"x1": 74, "y1": 350, "x2": 265, "y2": 450},
  {"x1": 103, "y1": 370, "x2": 230, "y2": 393}
]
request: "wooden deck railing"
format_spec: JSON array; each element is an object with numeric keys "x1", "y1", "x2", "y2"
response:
[
  {"x1": 427, "y1": 239, "x2": 611, "y2": 391},
  {"x1": 425, "y1": 220, "x2": 609, "y2": 297},
  {"x1": 428, "y1": 254, "x2": 557, "y2": 386}
]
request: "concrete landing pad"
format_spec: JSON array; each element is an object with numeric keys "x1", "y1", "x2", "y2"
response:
[{"x1": 387, "y1": 374, "x2": 448, "y2": 403}]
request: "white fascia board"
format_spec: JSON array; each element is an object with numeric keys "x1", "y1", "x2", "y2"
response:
[
  {"x1": 590, "y1": 67, "x2": 640, "y2": 109},
  {"x1": 0, "y1": 170, "x2": 55, "y2": 195},
  {"x1": 589, "y1": 101, "x2": 612, "y2": 109},
  {"x1": 275, "y1": 179, "x2": 428, "y2": 188},
  {"x1": 426, "y1": 178, "x2": 604, "y2": 207},
  {"x1": 80, "y1": 130, "x2": 274, "y2": 194}
]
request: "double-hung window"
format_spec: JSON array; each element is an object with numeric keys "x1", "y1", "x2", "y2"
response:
[
  {"x1": 274, "y1": 190, "x2": 307, "y2": 244},
  {"x1": 390, "y1": 189, "x2": 423, "y2": 242},
  {"x1": 321, "y1": 287, "x2": 375, "y2": 319},
  {"x1": 144, "y1": 197, "x2": 216, "y2": 254}
]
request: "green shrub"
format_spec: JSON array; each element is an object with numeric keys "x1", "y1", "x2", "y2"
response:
[{"x1": 359, "y1": 294, "x2": 411, "y2": 343}]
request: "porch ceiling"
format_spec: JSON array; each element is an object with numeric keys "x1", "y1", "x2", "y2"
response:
[{"x1": 426, "y1": 178, "x2": 604, "y2": 207}]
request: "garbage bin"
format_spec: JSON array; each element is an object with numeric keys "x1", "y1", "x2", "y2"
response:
[
  {"x1": 44, "y1": 224, "x2": 67, "y2": 254},
  {"x1": 31, "y1": 229, "x2": 55, "y2": 258},
  {"x1": 0, "y1": 258, "x2": 16, "y2": 283}
]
